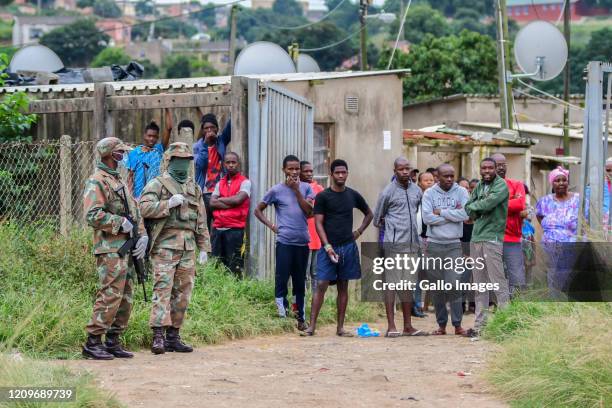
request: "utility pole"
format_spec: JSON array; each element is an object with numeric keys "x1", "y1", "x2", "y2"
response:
[
  {"x1": 228, "y1": 5, "x2": 238, "y2": 74},
  {"x1": 562, "y1": 0, "x2": 571, "y2": 157},
  {"x1": 495, "y1": 0, "x2": 513, "y2": 129},
  {"x1": 359, "y1": 0, "x2": 368, "y2": 70}
]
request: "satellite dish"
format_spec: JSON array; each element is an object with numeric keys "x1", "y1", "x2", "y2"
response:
[
  {"x1": 9, "y1": 45, "x2": 64, "y2": 73},
  {"x1": 513, "y1": 21, "x2": 567, "y2": 81},
  {"x1": 234, "y1": 41, "x2": 296, "y2": 75},
  {"x1": 297, "y1": 54, "x2": 321, "y2": 73}
]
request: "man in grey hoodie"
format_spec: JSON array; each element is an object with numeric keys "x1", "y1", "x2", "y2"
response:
[
  {"x1": 422, "y1": 164, "x2": 469, "y2": 336},
  {"x1": 373, "y1": 157, "x2": 427, "y2": 337}
]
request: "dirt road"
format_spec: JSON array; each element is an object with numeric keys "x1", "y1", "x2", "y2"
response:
[{"x1": 64, "y1": 314, "x2": 506, "y2": 408}]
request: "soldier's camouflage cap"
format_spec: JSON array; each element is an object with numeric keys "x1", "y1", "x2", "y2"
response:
[
  {"x1": 165, "y1": 142, "x2": 194, "y2": 159},
  {"x1": 96, "y1": 137, "x2": 131, "y2": 158}
]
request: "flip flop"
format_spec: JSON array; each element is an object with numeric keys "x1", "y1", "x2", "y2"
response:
[
  {"x1": 299, "y1": 331, "x2": 314, "y2": 337},
  {"x1": 402, "y1": 330, "x2": 429, "y2": 337},
  {"x1": 385, "y1": 331, "x2": 401, "y2": 338},
  {"x1": 431, "y1": 328, "x2": 447, "y2": 335},
  {"x1": 336, "y1": 330, "x2": 355, "y2": 337}
]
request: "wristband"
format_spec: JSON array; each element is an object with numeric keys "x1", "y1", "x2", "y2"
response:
[{"x1": 324, "y1": 244, "x2": 332, "y2": 251}]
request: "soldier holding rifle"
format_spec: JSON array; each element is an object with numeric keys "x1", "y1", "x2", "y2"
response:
[{"x1": 82, "y1": 137, "x2": 148, "y2": 360}]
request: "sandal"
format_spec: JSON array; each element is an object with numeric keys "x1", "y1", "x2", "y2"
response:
[
  {"x1": 402, "y1": 329, "x2": 429, "y2": 336},
  {"x1": 454, "y1": 327, "x2": 468, "y2": 336},
  {"x1": 336, "y1": 330, "x2": 354, "y2": 337},
  {"x1": 385, "y1": 331, "x2": 401, "y2": 338},
  {"x1": 431, "y1": 328, "x2": 447, "y2": 335}
]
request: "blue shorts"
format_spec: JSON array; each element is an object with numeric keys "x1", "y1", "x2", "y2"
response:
[{"x1": 317, "y1": 241, "x2": 361, "y2": 281}]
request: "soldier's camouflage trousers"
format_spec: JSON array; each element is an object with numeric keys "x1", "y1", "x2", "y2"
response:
[
  {"x1": 149, "y1": 248, "x2": 196, "y2": 328},
  {"x1": 86, "y1": 253, "x2": 134, "y2": 336}
]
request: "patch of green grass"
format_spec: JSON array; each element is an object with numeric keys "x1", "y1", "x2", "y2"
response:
[
  {"x1": 484, "y1": 301, "x2": 612, "y2": 407},
  {"x1": 0, "y1": 222, "x2": 382, "y2": 357},
  {"x1": 0, "y1": 354, "x2": 124, "y2": 408}
]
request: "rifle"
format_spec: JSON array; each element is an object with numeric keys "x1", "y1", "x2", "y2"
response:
[{"x1": 116, "y1": 186, "x2": 148, "y2": 302}]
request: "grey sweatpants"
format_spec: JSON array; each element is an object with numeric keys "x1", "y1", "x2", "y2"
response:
[
  {"x1": 471, "y1": 241, "x2": 510, "y2": 330},
  {"x1": 503, "y1": 241, "x2": 525, "y2": 296},
  {"x1": 426, "y1": 242, "x2": 464, "y2": 328}
]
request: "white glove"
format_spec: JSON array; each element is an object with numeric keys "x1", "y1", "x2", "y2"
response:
[
  {"x1": 133, "y1": 235, "x2": 148, "y2": 260},
  {"x1": 168, "y1": 194, "x2": 185, "y2": 208},
  {"x1": 121, "y1": 217, "x2": 133, "y2": 234},
  {"x1": 198, "y1": 251, "x2": 208, "y2": 265}
]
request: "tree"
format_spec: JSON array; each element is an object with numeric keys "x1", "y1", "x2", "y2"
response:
[
  {"x1": 272, "y1": 0, "x2": 303, "y2": 17},
  {"x1": 40, "y1": 19, "x2": 109, "y2": 66},
  {"x1": 390, "y1": 4, "x2": 449, "y2": 44},
  {"x1": 0, "y1": 54, "x2": 36, "y2": 142},
  {"x1": 76, "y1": 0, "x2": 93, "y2": 7},
  {"x1": 379, "y1": 30, "x2": 498, "y2": 103},
  {"x1": 135, "y1": 0, "x2": 155, "y2": 16},
  {"x1": 262, "y1": 22, "x2": 357, "y2": 71},
  {"x1": 451, "y1": 8, "x2": 488, "y2": 35},
  {"x1": 193, "y1": 3, "x2": 217, "y2": 28},
  {"x1": 164, "y1": 55, "x2": 191, "y2": 78},
  {"x1": 91, "y1": 47, "x2": 131, "y2": 67},
  {"x1": 93, "y1": 0, "x2": 122, "y2": 18}
]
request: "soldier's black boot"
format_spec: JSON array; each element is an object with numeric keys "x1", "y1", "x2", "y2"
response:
[
  {"x1": 82, "y1": 334, "x2": 114, "y2": 360},
  {"x1": 151, "y1": 327, "x2": 165, "y2": 355},
  {"x1": 104, "y1": 333, "x2": 134, "y2": 358},
  {"x1": 164, "y1": 327, "x2": 193, "y2": 353}
]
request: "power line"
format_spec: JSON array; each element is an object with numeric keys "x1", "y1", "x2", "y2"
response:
[
  {"x1": 300, "y1": 22, "x2": 368, "y2": 52},
  {"x1": 260, "y1": 0, "x2": 349, "y2": 31},
  {"x1": 386, "y1": 0, "x2": 412, "y2": 70},
  {"x1": 516, "y1": 78, "x2": 584, "y2": 110},
  {"x1": 555, "y1": 0, "x2": 568, "y2": 25}
]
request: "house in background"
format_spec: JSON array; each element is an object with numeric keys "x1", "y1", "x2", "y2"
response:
[
  {"x1": 12, "y1": 16, "x2": 78, "y2": 47},
  {"x1": 96, "y1": 18, "x2": 134, "y2": 46},
  {"x1": 506, "y1": 0, "x2": 609, "y2": 23}
]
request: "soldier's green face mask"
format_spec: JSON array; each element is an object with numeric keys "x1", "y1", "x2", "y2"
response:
[{"x1": 168, "y1": 158, "x2": 191, "y2": 183}]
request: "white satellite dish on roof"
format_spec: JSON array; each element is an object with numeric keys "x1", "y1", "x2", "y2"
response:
[
  {"x1": 297, "y1": 54, "x2": 321, "y2": 73},
  {"x1": 234, "y1": 41, "x2": 296, "y2": 75},
  {"x1": 9, "y1": 45, "x2": 64, "y2": 73},
  {"x1": 513, "y1": 20, "x2": 567, "y2": 81}
]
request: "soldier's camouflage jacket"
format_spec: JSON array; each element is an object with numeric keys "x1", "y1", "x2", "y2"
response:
[
  {"x1": 83, "y1": 167, "x2": 146, "y2": 254},
  {"x1": 139, "y1": 172, "x2": 211, "y2": 252}
]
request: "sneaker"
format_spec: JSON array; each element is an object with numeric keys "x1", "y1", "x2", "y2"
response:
[{"x1": 275, "y1": 298, "x2": 287, "y2": 318}]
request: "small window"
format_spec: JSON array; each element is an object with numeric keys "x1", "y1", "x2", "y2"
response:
[
  {"x1": 543, "y1": 4, "x2": 548, "y2": 11},
  {"x1": 313, "y1": 123, "x2": 333, "y2": 188},
  {"x1": 523, "y1": 6, "x2": 529, "y2": 15}
]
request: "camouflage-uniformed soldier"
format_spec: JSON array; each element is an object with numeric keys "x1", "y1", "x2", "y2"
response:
[
  {"x1": 139, "y1": 142, "x2": 211, "y2": 354},
  {"x1": 82, "y1": 137, "x2": 148, "y2": 360}
]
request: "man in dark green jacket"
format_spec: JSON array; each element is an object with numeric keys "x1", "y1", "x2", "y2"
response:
[{"x1": 464, "y1": 157, "x2": 510, "y2": 337}]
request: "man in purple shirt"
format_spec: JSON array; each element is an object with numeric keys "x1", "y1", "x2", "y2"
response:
[{"x1": 254, "y1": 155, "x2": 315, "y2": 331}]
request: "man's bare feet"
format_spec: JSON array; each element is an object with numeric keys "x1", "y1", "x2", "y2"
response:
[{"x1": 300, "y1": 327, "x2": 315, "y2": 336}]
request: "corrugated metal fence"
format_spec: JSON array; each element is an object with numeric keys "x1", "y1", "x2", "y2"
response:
[{"x1": 248, "y1": 81, "x2": 314, "y2": 279}]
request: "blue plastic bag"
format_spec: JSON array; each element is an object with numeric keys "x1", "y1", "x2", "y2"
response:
[{"x1": 356, "y1": 323, "x2": 380, "y2": 337}]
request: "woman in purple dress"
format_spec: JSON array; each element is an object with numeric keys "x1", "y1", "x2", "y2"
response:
[{"x1": 536, "y1": 167, "x2": 579, "y2": 294}]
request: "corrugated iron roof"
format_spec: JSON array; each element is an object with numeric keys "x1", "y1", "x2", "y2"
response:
[{"x1": 0, "y1": 70, "x2": 409, "y2": 94}]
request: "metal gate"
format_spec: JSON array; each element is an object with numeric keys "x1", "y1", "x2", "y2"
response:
[{"x1": 247, "y1": 80, "x2": 314, "y2": 279}]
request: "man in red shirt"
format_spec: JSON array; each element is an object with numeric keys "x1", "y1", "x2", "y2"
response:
[
  {"x1": 300, "y1": 161, "x2": 324, "y2": 292},
  {"x1": 491, "y1": 153, "x2": 526, "y2": 297},
  {"x1": 210, "y1": 152, "x2": 250, "y2": 277}
]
